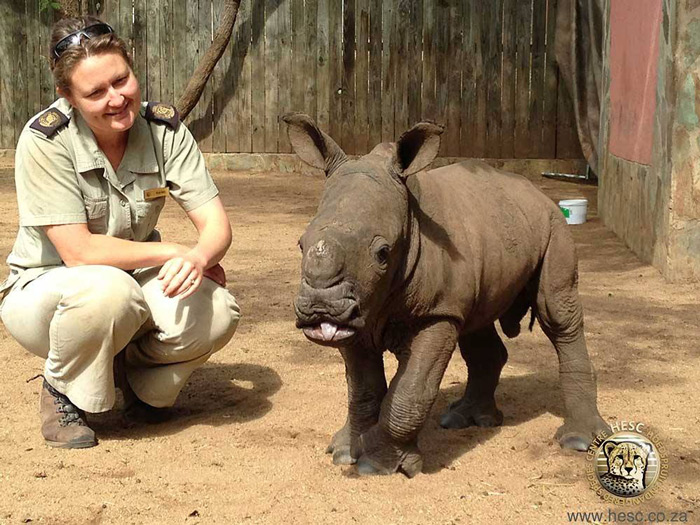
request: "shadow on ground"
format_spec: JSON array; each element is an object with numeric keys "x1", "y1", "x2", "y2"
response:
[{"x1": 91, "y1": 362, "x2": 282, "y2": 440}]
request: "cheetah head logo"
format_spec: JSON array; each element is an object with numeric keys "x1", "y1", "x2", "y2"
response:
[{"x1": 603, "y1": 440, "x2": 651, "y2": 487}]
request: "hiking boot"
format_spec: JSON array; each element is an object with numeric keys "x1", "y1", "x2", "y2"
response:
[
  {"x1": 123, "y1": 398, "x2": 173, "y2": 425},
  {"x1": 114, "y1": 352, "x2": 172, "y2": 425},
  {"x1": 40, "y1": 379, "x2": 97, "y2": 449}
]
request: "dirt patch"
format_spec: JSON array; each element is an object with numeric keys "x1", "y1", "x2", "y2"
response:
[{"x1": 0, "y1": 169, "x2": 698, "y2": 524}]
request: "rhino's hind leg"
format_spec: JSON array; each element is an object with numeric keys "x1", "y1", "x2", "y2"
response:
[
  {"x1": 536, "y1": 222, "x2": 610, "y2": 451},
  {"x1": 440, "y1": 325, "x2": 508, "y2": 429}
]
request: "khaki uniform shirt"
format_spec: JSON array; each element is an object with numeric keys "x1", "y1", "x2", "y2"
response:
[{"x1": 0, "y1": 98, "x2": 218, "y2": 298}]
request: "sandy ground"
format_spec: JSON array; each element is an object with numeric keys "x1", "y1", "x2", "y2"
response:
[{"x1": 0, "y1": 167, "x2": 698, "y2": 525}]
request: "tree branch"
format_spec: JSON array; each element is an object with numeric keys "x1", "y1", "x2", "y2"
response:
[{"x1": 176, "y1": 0, "x2": 241, "y2": 121}]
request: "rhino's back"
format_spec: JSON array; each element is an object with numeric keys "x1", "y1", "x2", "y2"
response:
[
  {"x1": 420, "y1": 160, "x2": 555, "y2": 213},
  {"x1": 405, "y1": 160, "x2": 561, "y2": 328}
]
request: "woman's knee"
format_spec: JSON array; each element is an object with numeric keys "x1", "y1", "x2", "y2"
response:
[
  {"x1": 169, "y1": 289, "x2": 240, "y2": 360},
  {"x1": 210, "y1": 290, "x2": 241, "y2": 351},
  {"x1": 59, "y1": 266, "x2": 149, "y2": 329}
]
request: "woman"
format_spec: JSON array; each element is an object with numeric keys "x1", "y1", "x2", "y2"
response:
[{"x1": 0, "y1": 17, "x2": 241, "y2": 449}]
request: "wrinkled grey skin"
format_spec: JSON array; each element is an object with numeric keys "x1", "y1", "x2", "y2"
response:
[{"x1": 284, "y1": 113, "x2": 609, "y2": 478}]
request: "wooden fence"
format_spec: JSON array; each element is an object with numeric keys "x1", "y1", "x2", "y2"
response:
[{"x1": 0, "y1": 0, "x2": 582, "y2": 158}]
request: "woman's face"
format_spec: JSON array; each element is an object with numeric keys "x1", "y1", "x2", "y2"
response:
[{"x1": 61, "y1": 52, "x2": 141, "y2": 139}]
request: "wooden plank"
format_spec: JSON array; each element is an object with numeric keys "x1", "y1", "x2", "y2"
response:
[
  {"x1": 407, "y1": 0, "x2": 422, "y2": 128},
  {"x1": 250, "y1": 0, "x2": 265, "y2": 152},
  {"x1": 316, "y1": 0, "x2": 331, "y2": 133},
  {"x1": 237, "y1": 0, "x2": 253, "y2": 152},
  {"x1": 328, "y1": 0, "x2": 343, "y2": 142},
  {"x1": 184, "y1": 0, "x2": 199, "y2": 138},
  {"x1": 393, "y1": 0, "x2": 409, "y2": 137},
  {"x1": 444, "y1": 1, "x2": 462, "y2": 156},
  {"x1": 100, "y1": 0, "x2": 119, "y2": 30},
  {"x1": 305, "y1": 0, "x2": 319, "y2": 120},
  {"x1": 225, "y1": 0, "x2": 246, "y2": 152},
  {"x1": 341, "y1": 0, "x2": 356, "y2": 153},
  {"x1": 159, "y1": 0, "x2": 174, "y2": 106},
  {"x1": 473, "y1": 1, "x2": 488, "y2": 157},
  {"x1": 474, "y1": 2, "x2": 492, "y2": 157},
  {"x1": 146, "y1": 0, "x2": 162, "y2": 102},
  {"x1": 133, "y1": 0, "x2": 148, "y2": 93},
  {"x1": 380, "y1": 0, "x2": 395, "y2": 142},
  {"x1": 529, "y1": 0, "x2": 546, "y2": 157},
  {"x1": 171, "y1": 0, "x2": 187, "y2": 100},
  {"x1": 212, "y1": 0, "x2": 227, "y2": 153},
  {"x1": 514, "y1": 0, "x2": 533, "y2": 158},
  {"x1": 556, "y1": 77, "x2": 582, "y2": 158},
  {"x1": 197, "y1": 0, "x2": 213, "y2": 152},
  {"x1": 0, "y1": 1, "x2": 12, "y2": 147},
  {"x1": 368, "y1": 0, "x2": 382, "y2": 147},
  {"x1": 500, "y1": 0, "x2": 517, "y2": 158},
  {"x1": 434, "y1": 0, "x2": 448, "y2": 154},
  {"x1": 291, "y1": 0, "x2": 305, "y2": 114},
  {"x1": 26, "y1": 0, "x2": 41, "y2": 120},
  {"x1": 459, "y1": 0, "x2": 475, "y2": 157},
  {"x1": 14, "y1": 0, "x2": 29, "y2": 144},
  {"x1": 485, "y1": 0, "x2": 503, "y2": 158},
  {"x1": 541, "y1": 0, "x2": 559, "y2": 158},
  {"x1": 355, "y1": 0, "x2": 369, "y2": 153},
  {"x1": 39, "y1": 7, "x2": 55, "y2": 109},
  {"x1": 421, "y1": 0, "x2": 437, "y2": 122},
  {"x1": 119, "y1": 0, "x2": 133, "y2": 57},
  {"x1": 0, "y1": 1, "x2": 20, "y2": 147},
  {"x1": 215, "y1": 0, "x2": 235, "y2": 153},
  {"x1": 264, "y1": 0, "x2": 280, "y2": 152},
  {"x1": 277, "y1": 0, "x2": 292, "y2": 152}
]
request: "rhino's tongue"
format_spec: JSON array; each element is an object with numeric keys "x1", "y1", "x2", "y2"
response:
[
  {"x1": 321, "y1": 322, "x2": 337, "y2": 341},
  {"x1": 302, "y1": 322, "x2": 356, "y2": 343}
]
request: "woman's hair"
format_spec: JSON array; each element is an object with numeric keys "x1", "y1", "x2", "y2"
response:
[{"x1": 49, "y1": 16, "x2": 132, "y2": 93}]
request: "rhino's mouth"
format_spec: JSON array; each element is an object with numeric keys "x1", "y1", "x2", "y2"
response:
[{"x1": 302, "y1": 322, "x2": 356, "y2": 343}]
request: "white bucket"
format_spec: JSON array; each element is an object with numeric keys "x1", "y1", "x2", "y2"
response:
[{"x1": 558, "y1": 198, "x2": 588, "y2": 225}]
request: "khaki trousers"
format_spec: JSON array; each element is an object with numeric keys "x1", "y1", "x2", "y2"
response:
[{"x1": 0, "y1": 265, "x2": 240, "y2": 413}]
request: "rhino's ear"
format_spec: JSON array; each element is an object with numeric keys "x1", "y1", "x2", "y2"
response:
[
  {"x1": 393, "y1": 121, "x2": 444, "y2": 177},
  {"x1": 283, "y1": 112, "x2": 347, "y2": 175}
]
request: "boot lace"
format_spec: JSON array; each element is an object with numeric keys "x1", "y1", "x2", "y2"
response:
[{"x1": 43, "y1": 380, "x2": 86, "y2": 427}]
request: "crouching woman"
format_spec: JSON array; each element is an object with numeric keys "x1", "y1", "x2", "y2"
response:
[{"x1": 0, "y1": 17, "x2": 240, "y2": 448}]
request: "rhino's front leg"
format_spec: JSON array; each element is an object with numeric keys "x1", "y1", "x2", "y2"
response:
[
  {"x1": 351, "y1": 320, "x2": 457, "y2": 477},
  {"x1": 329, "y1": 346, "x2": 388, "y2": 465}
]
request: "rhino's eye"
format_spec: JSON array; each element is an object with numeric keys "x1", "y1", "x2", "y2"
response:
[{"x1": 375, "y1": 245, "x2": 390, "y2": 266}]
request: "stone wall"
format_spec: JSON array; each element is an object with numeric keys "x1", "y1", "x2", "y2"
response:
[
  {"x1": 668, "y1": 1, "x2": 700, "y2": 281},
  {"x1": 598, "y1": 0, "x2": 700, "y2": 282}
]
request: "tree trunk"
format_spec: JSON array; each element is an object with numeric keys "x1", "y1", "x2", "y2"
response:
[{"x1": 177, "y1": 0, "x2": 241, "y2": 121}]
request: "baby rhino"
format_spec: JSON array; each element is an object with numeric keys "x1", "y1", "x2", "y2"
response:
[{"x1": 284, "y1": 113, "x2": 609, "y2": 477}]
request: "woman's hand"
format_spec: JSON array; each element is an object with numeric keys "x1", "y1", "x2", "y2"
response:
[{"x1": 158, "y1": 250, "x2": 207, "y2": 299}]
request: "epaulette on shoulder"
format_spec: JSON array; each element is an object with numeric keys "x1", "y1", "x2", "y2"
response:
[
  {"x1": 29, "y1": 107, "x2": 70, "y2": 138},
  {"x1": 144, "y1": 102, "x2": 179, "y2": 129}
]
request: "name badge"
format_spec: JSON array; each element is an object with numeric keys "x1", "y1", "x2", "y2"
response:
[{"x1": 144, "y1": 187, "x2": 169, "y2": 200}]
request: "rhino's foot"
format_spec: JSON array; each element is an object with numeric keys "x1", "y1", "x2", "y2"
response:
[
  {"x1": 555, "y1": 416, "x2": 611, "y2": 452},
  {"x1": 326, "y1": 424, "x2": 356, "y2": 465},
  {"x1": 356, "y1": 449, "x2": 423, "y2": 478},
  {"x1": 351, "y1": 427, "x2": 423, "y2": 478},
  {"x1": 440, "y1": 399, "x2": 503, "y2": 429}
]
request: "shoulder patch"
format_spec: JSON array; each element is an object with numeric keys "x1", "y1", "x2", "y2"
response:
[
  {"x1": 29, "y1": 108, "x2": 70, "y2": 137},
  {"x1": 144, "y1": 102, "x2": 179, "y2": 129}
]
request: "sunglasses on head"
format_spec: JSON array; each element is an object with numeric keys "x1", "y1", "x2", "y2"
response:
[{"x1": 52, "y1": 23, "x2": 114, "y2": 60}]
